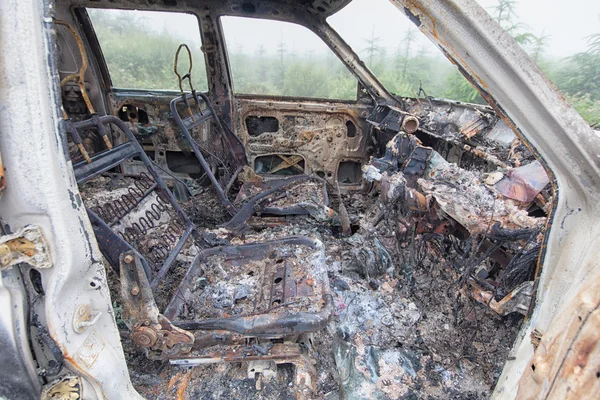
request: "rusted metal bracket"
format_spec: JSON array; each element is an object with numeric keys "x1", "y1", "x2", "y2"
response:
[
  {"x1": 119, "y1": 251, "x2": 194, "y2": 359},
  {"x1": 0, "y1": 225, "x2": 51, "y2": 270},
  {"x1": 171, "y1": 342, "x2": 301, "y2": 366}
]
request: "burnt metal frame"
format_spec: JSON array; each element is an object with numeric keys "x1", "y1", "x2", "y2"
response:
[
  {"x1": 71, "y1": 115, "x2": 333, "y2": 342},
  {"x1": 164, "y1": 236, "x2": 333, "y2": 338},
  {"x1": 170, "y1": 91, "x2": 329, "y2": 223},
  {"x1": 71, "y1": 115, "x2": 199, "y2": 286},
  {"x1": 169, "y1": 91, "x2": 245, "y2": 214}
]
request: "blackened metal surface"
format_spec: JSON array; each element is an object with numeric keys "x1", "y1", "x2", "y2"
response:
[
  {"x1": 403, "y1": 145, "x2": 433, "y2": 187},
  {"x1": 367, "y1": 105, "x2": 406, "y2": 133},
  {"x1": 370, "y1": 133, "x2": 418, "y2": 173},
  {"x1": 221, "y1": 175, "x2": 315, "y2": 232},
  {"x1": 164, "y1": 236, "x2": 332, "y2": 337},
  {"x1": 171, "y1": 92, "x2": 330, "y2": 223},
  {"x1": 235, "y1": 175, "x2": 329, "y2": 216},
  {"x1": 170, "y1": 342, "x2": 302, "y2": 365},
  {"x1": 73, "y1": 141, "x2": 137, "y2": 184},
  {"x1": 174, "y1": 295, "x2": 333, "y2": 335},
  {"x1": 150, "y1": 225, "x2": 194, "y2": 288},
  {"x1": 0, "y1": 269, "x2": 41, "y2": 400},
  {"x1": 87, "y1": 210, "x2": 152, "y2": 278},
  {"x1": 246, "y1": 116, "x2": 279, "y2": 136},
  {"x1": 170, "y1": 92, "x2": 243, "y2": 214}
]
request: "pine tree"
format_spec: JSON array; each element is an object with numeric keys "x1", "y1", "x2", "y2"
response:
[
  {"x1": 401, "y1": 29, "x2": 415, "y2": 79},
  {"x1": 363, "y1": 25, "x2": 381, "y2": 66}
]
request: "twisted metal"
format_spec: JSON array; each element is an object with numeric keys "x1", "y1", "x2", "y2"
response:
[{"x1": 92, "y1": 172, "x2": 184, "y2": 265}]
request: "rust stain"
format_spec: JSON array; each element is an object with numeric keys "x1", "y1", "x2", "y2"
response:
[
  {"x1": 61, "y1": 353, "x2": 108, "y2": 400},
  {"x1": 168, "y1": 369, "x2": 193, "y2": 400},
  {"x1": 177, "y1": 369, "x2": 192, "y2": 400},
  {"x1": 1, "y1": 237, "x2": 36, "y2": 258},
  {"x1": 517, "y1": 273, "x2": 600, "y2": 398},
  {"x1": 401, "y1": 0, "x2": 438, "y2": 36}
]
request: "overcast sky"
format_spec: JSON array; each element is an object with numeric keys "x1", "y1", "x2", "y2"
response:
[
  {"x1": 477, "y1": 0, "x2": 599, "y2": 57},
  {"x1": 327, "y1": 0, "x2": 600, "y2": 58},
  {"x1": 91, "y1": 0, "x2": 600, "y2": 59},
  {"x1": 220, "y1": 0, "x2": 600, "y2": 58}
]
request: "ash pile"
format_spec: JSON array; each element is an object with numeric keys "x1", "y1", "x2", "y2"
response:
[{"x1": 323, "y1": 128, "x2": 549, "y2": 399}]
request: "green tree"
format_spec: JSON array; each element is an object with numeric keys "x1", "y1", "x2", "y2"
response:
[
  {"x1": 275, "y1": 34, "x2": 286, "y2": 91},
  {"x1": 530, "y1": 30, "x2": 550, "y2": 64},
  {"x1": 363, "y1": 26, "x2": 382, "y2": 66},
  {"x1": 490, "y1": 0, "x2": 536, "y2": 47},
  {"x1": 87, "y1": 9, "x2": 207, "y2": 91},
  {"x1": 401, "y1": 29, "x2": 415, "y2": 79}
]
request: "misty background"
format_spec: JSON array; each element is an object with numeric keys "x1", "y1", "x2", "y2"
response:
[{"x1": 88, "y1": 0, "x2": 600, "y2": 125}]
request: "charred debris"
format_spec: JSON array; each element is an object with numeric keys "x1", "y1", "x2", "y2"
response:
[
  {"x1": 62, "y1": 23, "x2": 551, "y2": 399},
  {"x1": 73, "y1": 97, "x2": 551, "y2": 399}
]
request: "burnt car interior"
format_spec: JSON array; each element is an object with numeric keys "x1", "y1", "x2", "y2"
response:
[{"x1": 48, "y1": 0, "x2": 554, "y2": 397}]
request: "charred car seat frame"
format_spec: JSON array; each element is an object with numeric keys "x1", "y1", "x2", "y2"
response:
[
  {"x1": 68, "y1": 112, "x2": 333, "y2": 369},
  {"x1": 169, "y1": 45, "x2": 330, "y2": 232}
]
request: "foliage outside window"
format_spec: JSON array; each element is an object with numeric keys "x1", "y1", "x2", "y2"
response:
[
  {"x1": 482, "y1": 0, "x2": 600, "y2": 127},
  {"x1": 87, "y1": 9, "x2": 208, "y2": 91},
  {"x1": 221, "y1": 17, "x2": 358, "y2": 101},
  {"x1": 328, "y1": 0, "x2": 483, "y2": 102},
  {"x1": 329, "y1": 0, "x2": 599, "y2": 126}
]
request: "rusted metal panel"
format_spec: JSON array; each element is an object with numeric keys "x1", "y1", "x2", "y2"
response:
[
  {"x1": 237, "y1": 97, "x2": 372, "y2": 191},
  {"x1": 517, "y1": 274, "x2": 600, "y2": 399}
]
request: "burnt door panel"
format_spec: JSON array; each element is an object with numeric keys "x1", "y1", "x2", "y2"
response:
[{"x1": 236, "y1": 96, "x2": 372, "y2": 191}]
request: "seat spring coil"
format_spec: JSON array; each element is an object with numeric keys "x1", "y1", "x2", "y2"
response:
[{"x1": 92, "y1": 172, "x2": 155, "y2": 224}]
